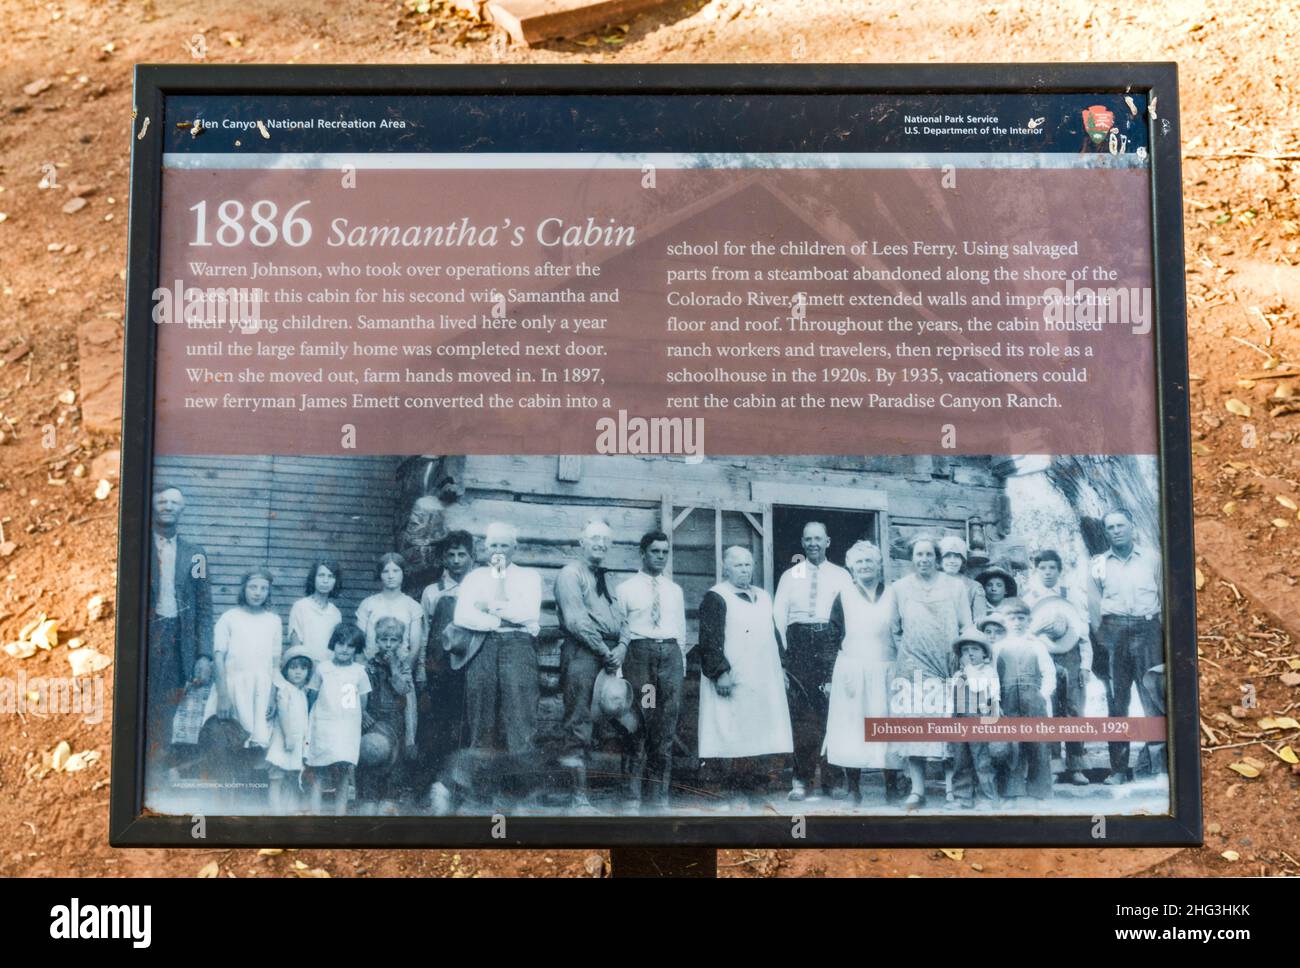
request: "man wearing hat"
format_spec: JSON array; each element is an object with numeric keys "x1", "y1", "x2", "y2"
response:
[
  {"x1": 554, "y1": 518, "x2": 625, "y2": 809},
  {"x1": 697, "y1": 546, "x2": 794, "y2": 808},
  {"x1": 940, "y1": 535, "x2": 989, "y2": 624},
  {"x1": 1024, "y1": 550, "x2": 1092, "y2": 785},
  {"x1": 1087, "y1": 509, "x2": 1164, "y2": 785},
  {"x1": 948, "y1": 626, "x2": 1001, "y2": 809}
]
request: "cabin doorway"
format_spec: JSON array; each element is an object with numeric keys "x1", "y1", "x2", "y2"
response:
[{"x1": 771, "y1": 504, "x2": 881, "y2": 581}]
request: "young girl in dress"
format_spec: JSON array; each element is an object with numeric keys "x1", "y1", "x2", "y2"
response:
[
  {"x1": 307, "y1": 622, "x2": 372, "y2": 816},
  {"x1": 289, "y1": 559, "x2": 344, "y2": 676},
  {"x1": 213, "y1": 568, "x2": 282, "y2": 751},
  {"x1": 266, "y1": 646, "x2": 314, "y2": 814},
  {"x1": 355, "y1": 552, "x2": 424, "y2": 745}
]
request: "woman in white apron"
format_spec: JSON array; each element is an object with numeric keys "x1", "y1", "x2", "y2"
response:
[
  {"x1": 697, "y1": 547, "x2": 794, "y2": 805},
  {"x1": 825, "y1": 541, "x2": 900, "y2": 801}
]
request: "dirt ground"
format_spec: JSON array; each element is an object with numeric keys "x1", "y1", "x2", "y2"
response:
[{"x1": 0, "y1": 0, "x2": 1297, "y2": 878}]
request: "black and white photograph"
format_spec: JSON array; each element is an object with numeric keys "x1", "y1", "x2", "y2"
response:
[{"x1": 142, "y1": 451, "x2": 1171, "y2": 819}]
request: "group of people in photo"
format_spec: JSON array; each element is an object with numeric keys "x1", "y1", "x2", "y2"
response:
[{"x1": 147, "y1": 479, "x2": 1165, "y2": 816}]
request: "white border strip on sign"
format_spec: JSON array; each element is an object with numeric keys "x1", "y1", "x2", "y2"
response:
[{"x1": 162, "y1": 151, "x2": 1148, "y2": 171}]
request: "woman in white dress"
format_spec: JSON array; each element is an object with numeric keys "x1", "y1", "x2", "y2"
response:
[
  {"x1": 288, "y1": 559, "x2": 344, "y2": 678},
  {"x1": 825, "y1": 540, "x2": 899, "y2": 802},
  {"x1": 212, "y1": 567, "x2": 283, "y2": 750}
]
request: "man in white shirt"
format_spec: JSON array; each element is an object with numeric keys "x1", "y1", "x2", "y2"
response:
[
  {"x1": 453, "y1": 522, "x2": 542, "y2": 804},
  {"x1": 613, "y1": 530, "x2": 686, "y2": 811},
  {"x1": 1087, "y1": 508, "x2": 1165, "y2": 784},
  {"x1": 772, "y1": 521, "x2": 852, "y2": 801}
]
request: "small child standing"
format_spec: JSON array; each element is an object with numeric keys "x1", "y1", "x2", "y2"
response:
[
  {"x1": 266, "y1": 646, "x2": 314, "y2": 814},
  {"x1": 356, "y1": 616, "x2": 416, "y2": 810},
  {"x1": 307, "y1": 623, "x2": 372, "y2": 816},
  {"x1": 992, "y1": 598, "x2": 1056, "y2": 800},
  {"x1": 947, "y1": 626, "x2": 1001, "y2": 809}
]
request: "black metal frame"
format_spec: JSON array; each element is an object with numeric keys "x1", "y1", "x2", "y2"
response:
[{"x1": 112, "y1": 63, "x2": 1199, "y2": 848}]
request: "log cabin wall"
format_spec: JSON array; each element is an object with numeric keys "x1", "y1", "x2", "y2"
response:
[{"x1": 448, "y1": 453, "x2": 1003, "y2": 643}]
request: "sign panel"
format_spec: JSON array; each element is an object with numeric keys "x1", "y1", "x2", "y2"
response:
[{"x1": 112, "y1": 65, "x2": 1200, "y2": 847}]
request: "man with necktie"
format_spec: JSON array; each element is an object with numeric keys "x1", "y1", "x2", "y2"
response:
[
  {"x1": 554, "y1": 518, "x2": 625, "y2": 810},
  {"x1": 614, "y1": 530, "x2": 686, "y2": 812},
  {"x1": 772, "y1": 520, "x2": 853, "y2": 801}
]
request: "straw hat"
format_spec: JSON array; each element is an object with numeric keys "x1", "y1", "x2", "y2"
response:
[
  {"x1": 591, "y1": 668, "x2": 640, "y2": 735},
  {"x1": 1029, "y1": 596, "x2": 1086, "y2": 654}
]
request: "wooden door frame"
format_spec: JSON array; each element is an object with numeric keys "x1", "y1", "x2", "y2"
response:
[
  {"x1": 661, "y1": 496, "x2": 768, "y2": 590},
  {"x1": 751, "y1": 481, "x2": 892, "y2": 585}
]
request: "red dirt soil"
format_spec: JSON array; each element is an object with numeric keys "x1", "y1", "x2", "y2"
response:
[{"x1": 0, "y1": 0, "x2": 1296, "y2": 878}]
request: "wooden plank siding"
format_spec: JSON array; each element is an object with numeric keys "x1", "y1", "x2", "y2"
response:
[{"x1": 153, "y1": 455, "x2": 404, "y2": 631}]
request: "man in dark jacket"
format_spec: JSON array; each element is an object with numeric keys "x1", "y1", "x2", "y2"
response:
[
  {"x1": 418, "y1": 530, "x2": 475, "y2": 811},
  {"x1": 147, "y1": 484, "x2": 213, "y2": 782}
]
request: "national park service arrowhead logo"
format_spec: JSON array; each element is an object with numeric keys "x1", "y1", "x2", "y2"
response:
[{"x1": 1082, "y1": 104, "x2": 1116, "y2": 144}]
